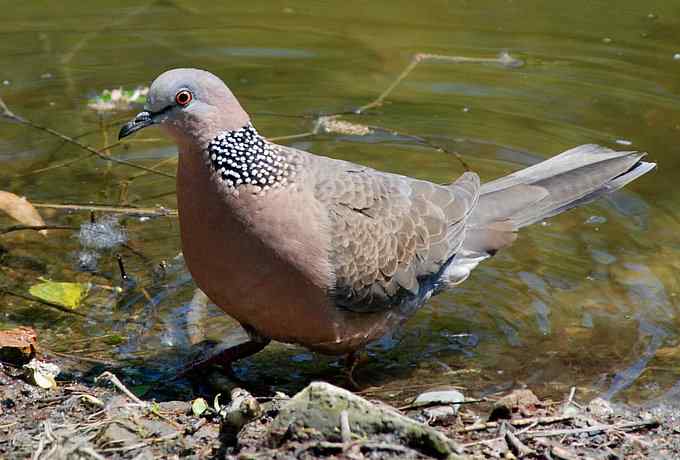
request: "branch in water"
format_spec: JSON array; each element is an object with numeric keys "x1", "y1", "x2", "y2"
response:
[{"x1": 0, "y1": 96, "x2": 174, "y2": 179}]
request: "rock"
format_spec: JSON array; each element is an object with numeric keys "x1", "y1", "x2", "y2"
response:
[
  {"x1": 269, "y1": 381, "x2": 463, "y2": 459},
  {"x1": 219, "y1": 387, "x2": 263, "y2": 446},
  {"x1": 99, "y1": 395, "x2": 177, "y2": 447},
  {"x1": 490, "y1": 389, "x2": 541, "y2": 421},
  {"x1": 158, "y1": 400, "x2": 190, "y2": 414},
  {"x1": 219, "y1": 388, "x2": 263, "y2": 430},
  {"x1": 262, "y1": 391, "x2": 290, "y2": 415},
  {"x1": 99, "y1": 423, "x2": 141, "y2": 448},
  {"x1": 587, "y1": 397, "x2": 614, "y2": 418},
  {"x1": 421, "y1": 405, "x2": 459, "y2": 425},
  {"x1": 412, "y1": 389, "x2": 465, "y2": 409},
  {"x1": 409, "y1": 388, "x2": 465, "y2": 424}
]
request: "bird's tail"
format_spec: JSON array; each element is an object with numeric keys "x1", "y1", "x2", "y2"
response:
[{"x1": 462, "y1": 144, "x2": 656, "y2": 256}]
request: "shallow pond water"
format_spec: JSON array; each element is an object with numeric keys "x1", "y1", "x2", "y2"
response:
[{"x1": 1, "y1": 1, "x2": 679, "y2": 404}]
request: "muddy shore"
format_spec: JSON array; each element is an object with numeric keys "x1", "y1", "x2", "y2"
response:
[{"x1": 1, "y1": 359, "x2": 678, "y2": 460}]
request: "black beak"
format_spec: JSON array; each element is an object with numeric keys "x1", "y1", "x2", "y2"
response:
[{"x1": 119, "y1": 111, "x2": 155, "y2": 139}]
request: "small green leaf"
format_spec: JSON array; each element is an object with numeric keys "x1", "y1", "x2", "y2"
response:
[
  {"x1": 192, "y1": 398, "x2": 209, "y2": 416},
  {"x1": 104, "y1": 334, "x2": 125, "y2": 345},
  {"x1": 150, "y1": 401, "x2": 161, "y2": 415},
  {"x1": 29, "y1": 281, "x2": 90, "y2": 309}
]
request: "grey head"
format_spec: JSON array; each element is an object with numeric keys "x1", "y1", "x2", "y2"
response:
[{"x1": 119, "y1": 68, "x2": 250, "y2": 147}]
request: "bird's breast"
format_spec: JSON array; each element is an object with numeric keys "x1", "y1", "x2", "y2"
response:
[{"x1": 177, "y1": 152, "x2": 396, "y2": 351}]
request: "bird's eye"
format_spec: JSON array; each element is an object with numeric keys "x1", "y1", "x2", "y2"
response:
[{"x1": 175, "y1": 90, "x2": 192, "y2": 106}]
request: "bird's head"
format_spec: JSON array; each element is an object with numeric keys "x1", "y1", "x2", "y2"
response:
[{"x1": 119, "y1": 68, "x2": 250, "y2": 147}]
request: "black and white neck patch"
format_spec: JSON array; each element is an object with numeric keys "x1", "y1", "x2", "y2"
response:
[{"x1": 206, "y1": 123, "x2": 293, "y2": 191}]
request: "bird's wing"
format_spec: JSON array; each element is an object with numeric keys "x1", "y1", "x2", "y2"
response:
[{"x1": 313, "y1": 160, "x2": 479, "y2": 312}]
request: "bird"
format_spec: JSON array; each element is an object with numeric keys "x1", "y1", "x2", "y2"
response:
[{"x1": 119, "y1": 68, "x2": 655, "y2": 377}]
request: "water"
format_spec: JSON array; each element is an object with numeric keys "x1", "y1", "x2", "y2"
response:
[{"x1": 1, "y1": 0, "x2": 679, "y2": 404}]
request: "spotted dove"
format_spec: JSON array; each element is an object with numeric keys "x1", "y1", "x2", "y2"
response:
[{"x1": 119, "y1": 68, "x2": 655, "y2": 367}]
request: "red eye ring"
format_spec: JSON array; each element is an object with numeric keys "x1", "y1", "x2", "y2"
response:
[{"x1": 175, "y1": 90, "x2": 192, "y2": 106}]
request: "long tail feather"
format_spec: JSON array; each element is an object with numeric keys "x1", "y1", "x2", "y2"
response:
[
  {"x1": 471, "y1": 144, "x2": 655, "y2": 232},
  {"x1": 445, "y1": 144, "x2": 655, "y2": 285}
]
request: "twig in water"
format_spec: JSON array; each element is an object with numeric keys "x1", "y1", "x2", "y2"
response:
[
  {"x1": 20, "y1": 152, "x2": 93, "y2": 177},
  {"x1": 48, "y1": 350, "x2": 117, "y2": 366},
  {"x1": 127, "y1": 155, "x2": 177, "y2": 182},
  {"x1": 95, "y1": 371, "x2": 146, "y2": 406},
  {"x1": 355, "y1": 51, "x2": 523, "y2": 114},
  {"x1": 0, "y1": 224, "x2": 77, "y2": 236},
  {"x1": 269, "y1": 131, "x2": 316, "y2": 142},
  {"x1": 31, "y1": 202, "x2": 177, "y2": 217},
  {"x1": 0, "y1": 96, "x2": 173, "y2": 178}
]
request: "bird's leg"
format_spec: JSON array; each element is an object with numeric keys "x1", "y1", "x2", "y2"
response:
[
  {"x1": 202, "y1": 334, "x2": 270, "y2": 370},
  {"x1": 178, "y1": 326, "x2": 270, "y2": 377},
  {"x1": 344, "y1": 351, "x2": 368, "y2": 390}
]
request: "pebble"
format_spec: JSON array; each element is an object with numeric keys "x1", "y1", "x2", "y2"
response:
[{"x1": 412, "y1": 389, "x2": 465, "y2": 411}]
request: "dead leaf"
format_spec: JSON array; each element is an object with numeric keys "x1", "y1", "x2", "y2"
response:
[
  {"x1": 0, "y1": 191, "x2": 46, "y2": 235},
  {"x1": 0, "y1": 326, "x2": 38, "y2": 365},
  {"x1": 29, "y1": 281, "x2": 90, "y2": 309},
  {"x1": 23, "y1": 358, "x2": 60, "y2": 389}
]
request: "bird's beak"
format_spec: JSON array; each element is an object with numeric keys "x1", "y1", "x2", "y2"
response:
[{"x1": 119, "y1": 111, "x2": 155, "y2": 139}]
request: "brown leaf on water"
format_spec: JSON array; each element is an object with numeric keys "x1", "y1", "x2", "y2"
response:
[
  {"x1": 0, "y1": 191, "x2": 47, "y2": 235},
  {"x1": 0, "y1": 326, "x2": 38, "y2": 365}
]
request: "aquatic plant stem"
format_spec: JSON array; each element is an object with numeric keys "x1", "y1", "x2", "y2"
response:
[
  {"x1": 0, "y1": 96, "x2": 174, "y2": 178},
  {"x1": 31, "y1": 203, "x2": 177, "y2": 216},
  {"x1": 355, "y1": 52, "x2": 523, "y2": 114}
]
